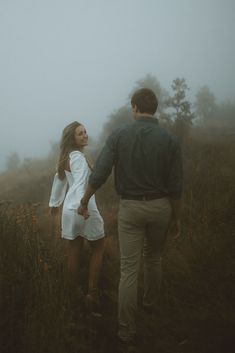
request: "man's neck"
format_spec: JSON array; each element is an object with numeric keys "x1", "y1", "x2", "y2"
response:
[{"x1": 134, "y1": 112, "x2": 155, "y2": 119}]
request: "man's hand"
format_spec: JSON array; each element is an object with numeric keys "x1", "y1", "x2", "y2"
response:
[
  {"x1": 77, "y1": 199, "x2": 90, "y2": 220},
  {"x1": 50, "y1": 207, "x2": 60, "y2": 216},
  {"x1": 77, "y1": 184, "x2": 96, "y2": 219},
  {"x1": 168, "y1": 219, "x2": 181, "y2": 239}
]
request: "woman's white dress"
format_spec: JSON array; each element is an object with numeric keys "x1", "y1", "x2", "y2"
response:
[{"x1": 49, "y1": 150, "x2": 104, "y2": 241}]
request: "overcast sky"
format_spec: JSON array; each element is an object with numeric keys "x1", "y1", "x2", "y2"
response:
[{"x1": 0, "y1": 0, "x2": 235, "y2": 171}]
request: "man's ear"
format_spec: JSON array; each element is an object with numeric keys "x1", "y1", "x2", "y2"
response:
[{"x1": 132, "y1": 104, "x2": 138, "y2": 114}]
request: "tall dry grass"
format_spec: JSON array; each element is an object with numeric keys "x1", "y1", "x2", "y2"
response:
[{"x1": 0, "y1": 133, "x2": 235, "y2": 353}]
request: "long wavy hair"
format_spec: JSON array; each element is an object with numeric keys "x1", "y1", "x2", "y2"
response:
[{"x1": 57, "y1": 121, "x2": 82, "y2": 180}]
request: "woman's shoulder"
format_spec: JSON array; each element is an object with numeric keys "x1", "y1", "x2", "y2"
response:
[
  {"x1": 69, "y1": 151, "x2": 87, "y2": 169},
  {"x1": 69, "y1": 150, "x2": 85, "y2": 160}
]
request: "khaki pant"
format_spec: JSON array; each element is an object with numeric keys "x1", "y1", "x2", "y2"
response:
[{"x1": 118, "y1": 198, "x2": 171, "y2": 340}]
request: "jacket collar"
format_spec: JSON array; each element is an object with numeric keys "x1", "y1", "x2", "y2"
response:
[{"x1": 136, "y1": 116, "x2": 159, "y2": 124}]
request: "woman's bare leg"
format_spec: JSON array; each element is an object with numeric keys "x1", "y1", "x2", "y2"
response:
[
  {"x1": 87, "y1": 237, "x2": 105, "y2": 300},
  {"x1": 65, "y1": 236, "x2": 84, "y2": 309},
  {"x1": 67, "y1": 236, "x2": 84, "y2": 280}
]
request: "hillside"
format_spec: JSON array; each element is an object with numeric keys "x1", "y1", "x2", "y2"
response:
[{"x1": 0, "y1": 131, "x2": 235, "y2": 353}]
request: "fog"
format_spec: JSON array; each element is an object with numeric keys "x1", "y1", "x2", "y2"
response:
[{"x1": 0, "y1": 0, "x2": 235, "y2": 171}]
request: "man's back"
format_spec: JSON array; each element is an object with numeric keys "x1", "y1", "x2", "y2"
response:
[
  {"x1": 112, "y1": 116, "x2": 182, "y2": 198},
  {"x1": 90, "y1": 116, "x2": 183, "y2": 200}
]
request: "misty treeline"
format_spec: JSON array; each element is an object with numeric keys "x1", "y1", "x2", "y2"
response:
[
  {"x1": 5, "y1": 73, "x2": 235, "y2": 172},
  {"x1": 100, "y1": 74, "x2": 235, "y2": 142}
]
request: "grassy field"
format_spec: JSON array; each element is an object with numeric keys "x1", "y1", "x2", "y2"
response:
[{"x1": 0, "y1": 134, "x2": 235, "y2": 353}]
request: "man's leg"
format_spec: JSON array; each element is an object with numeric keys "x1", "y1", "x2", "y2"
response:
[
  {"x1": 143, "y1": 242, "x2": 162, "y2": 309},
  {"x1": 118, "y1": 200, "x2": 145, "y2": 341},
  {"x1": 143, "y1": 198, "x2": 171, "y2": 309}
]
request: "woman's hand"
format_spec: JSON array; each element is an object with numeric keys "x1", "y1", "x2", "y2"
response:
[{"x1": 77, "y1": 198, "x2": 90, "y2": 219}]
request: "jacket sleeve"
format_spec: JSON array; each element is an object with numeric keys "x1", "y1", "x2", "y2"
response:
[
  {"x1": 69, "y1": 151, "x2": 88, "y2": 189},
  {"x1": 89, "y1": 131, "x2": 117, "y2": 189},
  {"x1": 49, "y1": 173, "x2": 68, "y2": 207}
]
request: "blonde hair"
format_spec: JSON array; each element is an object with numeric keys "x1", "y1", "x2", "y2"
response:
[{"x1": 57, "y1": 121, "x2": 82, "y2": 180}]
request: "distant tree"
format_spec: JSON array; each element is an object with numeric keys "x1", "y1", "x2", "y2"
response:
[
  {"x1": 213, "y1": 100, "x2": 235, "y2": 127},
  {"x1": 100, "y1": 106, "x2": 132, "y2": 143},
  {"x1": 5, "y1": 152, "x2": 21, "y2": 171},
  {"x1": 129, "y1": 73, "x2": 169, "y2": 117},
  {"x1": 167, "y1": 78, "x2": 194, "y2": 121},
  {"x1": 166, "y1": 78, "x2": 195, "y2": 142},
  {"x1": 195, "y1": 86, "x2": 217, "y2": 122}
]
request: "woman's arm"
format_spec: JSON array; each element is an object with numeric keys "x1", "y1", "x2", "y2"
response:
[
  {"x1": 67, "y1": 151, "x2": 89, "y2": 209},
  {"x1": 49, "y1": 173, "x2": 68, "y2": 208}
]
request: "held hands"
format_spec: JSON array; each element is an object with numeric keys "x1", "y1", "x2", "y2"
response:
[{"x1": 77, "y1": 198, "x2": 90, "y2": 220}]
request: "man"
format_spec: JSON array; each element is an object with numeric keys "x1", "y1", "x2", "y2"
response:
[{"x1": 78, "y1": 88, "x2": 183, "y2": 343}]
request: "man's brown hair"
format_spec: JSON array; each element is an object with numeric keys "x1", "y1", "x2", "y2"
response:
[{"x1": 131, "y1": 88, "x2": 158, "y2": 115}]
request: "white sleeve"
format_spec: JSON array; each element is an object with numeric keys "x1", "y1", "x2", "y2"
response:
[
  {"x1": 49, "y1": 173, "x2": 68, "y2": 207},
  {"x1": 69, "y1": 151, "x2": 88, "y2": 188},
  {"x1": 66, "y1": 151, "x2": 88, "y2": 209}
]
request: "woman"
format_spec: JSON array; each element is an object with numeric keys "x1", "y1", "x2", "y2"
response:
[{"x1": 49, "y1": 121, "x2": 105, "y2": 308}]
